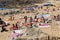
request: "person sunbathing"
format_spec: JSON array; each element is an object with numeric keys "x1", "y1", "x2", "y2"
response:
[
  {"x1": 35, "y1": 18, "x2": 38, "y2": 23},
  {"x1": 53, "y1": 8, "x2": 55, "y2": 11},
  {"x1": 0, "y1": 18, "x2": 8, "y2": 32},
  {"x1": 53, "y1": 16, "x2": 58, "y2": 21},
  {"x1": 57, "y1": 14, "x2": 60, "y2": 21},
  {"x1": 25, "y1": 22, "x2": 32, "y2": 28},
  {"x1": 40, "y1": 17, "x2": 45, "y2": 23},
  {"x1": 13, "y1": 24, "x2": 18, "y2": 30},
  {"x1": 9, "y1": 16, "x2": 14, "y2": 21},
  {"x1": 29, "y1": 17, "x2": 33, "y2": 26},
  {"x1": 39, "y1": 17, "x2": 49, "y2": 26}
]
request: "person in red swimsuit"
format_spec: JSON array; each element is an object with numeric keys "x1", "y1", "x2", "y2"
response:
[{"x1": 13, "y1": 24, "x2": 18, "y2": 30}]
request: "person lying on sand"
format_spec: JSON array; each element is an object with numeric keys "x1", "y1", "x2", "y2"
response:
[{"x1": 0, "y1": 18, "x2": 8, "y2": 32}]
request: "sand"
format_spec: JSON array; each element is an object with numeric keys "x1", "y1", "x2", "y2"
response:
[{"x1": 0, "y1": 0, "x2": 60, "y2": 40}]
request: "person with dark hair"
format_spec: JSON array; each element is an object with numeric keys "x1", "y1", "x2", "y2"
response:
[
  {"x1": 0, "y1": 18, "x2": 4, "y2": 25},
  {"x1": 57, "y1": 14, "x2": 60, "y2": 21},
  {"x1": 0, "y1": 18, "x2": 8, "y2": 32},
  {"x1": 34, "y1": 15, "x2": 37, "y2": 19},
  {"x1": 53, "y1": 8, "x2": 55, "y2": 11},
  {"x1": 24, "y1": 16, "x2": 27, "y2": 23},
  {"x1": 30, "y1": 17, "x2": 33, "y2": 23},
  {"x1": 40, "y1": 17, "x2": 45, "y2": 23},
  {"x1": 41, "y1": 6, "x2": 43, "y2": 9},
  {"x1": 13, "y1": 24, "x2": 18, "y2": 30},
  {"x1": 30, "y1": 17, "x2": 33, "y2": 27}
]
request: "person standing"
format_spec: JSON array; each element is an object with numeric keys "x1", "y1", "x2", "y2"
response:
[
  {"x1": 24, "y1": 16, "x2": 27, "y2": 23},
  {"x1": 34, "y1": 15, "x2": 37, "y2": 19},
  {"x1": 30, "y1": 17, "x2": 33, "y2": 27}
]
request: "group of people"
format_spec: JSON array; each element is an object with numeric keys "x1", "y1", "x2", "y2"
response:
[
  {"x1": 10, "y1": 13, "x2": 51, "y2": 30},
  {"x1": 9, "y1": 4, "x2": 60, "y2": 40},
  {"x1": 1, "y1": 4, "x2": 60, "y2": 40},
  {"x1": 0, "y1": 12, "x2": 52, "y2": 32},
  {"x1": 1, "y1": 12, "x2": 60, "y2": 32},
  {"x1": 0, "y1": 4, "x2": 60, "y2": 18},
  {"x1": 0, "y1": 5, "x2": 55, "y2": 32}
]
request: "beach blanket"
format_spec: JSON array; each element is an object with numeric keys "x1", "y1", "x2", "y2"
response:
[
  {"x1": 43, "y1": 3, "x2": 53, "y2": 6},
  {"x1": 11, "y1": 30, "x2": 23, "y2": 40},
  {"x1": 39, "y1": 23, "x2": 50, "y2": 28},
  {"x1": 39, "y1": 25, "x2": 50, "y2": 28},
  {"x1": 42, "y1": 14, "x2": 50, "y2": 19},
  {"x1": 14, "y1": 30, "x2": 23, "y2": 34}
]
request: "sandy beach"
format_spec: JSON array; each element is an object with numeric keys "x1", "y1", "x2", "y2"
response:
[{"x1": 0, "y1": 0, "x2": 60, "y2": 40}]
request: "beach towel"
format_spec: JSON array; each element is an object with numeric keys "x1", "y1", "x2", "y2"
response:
[
  {"x1": 40, "y1": 23, "x2": 49, "y2": 26},
  {"x1": 43, "y1": 3, "x2": 53, "y2": 6},
  {"x1": 42, "y1": 14, "x2": 50, "y2": 19},
  {"x1": 11, "y1": 32, "x2": 18, "y2": 39},
  {"x1": 39, "y1": 23, "x2": 50, "y2": 27},
  {"x1": 14, "y1": 30, "x2": 23, "y2": 34},
  {"x1": 37, "y1": 14, "x2": 42, "y2": 18},
  {"x1": 39, "y1": 25, "x2": 50, "y2": 28},
  {"x1": 11, "y1": 30, "x2": 23, "y2": 39}
]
